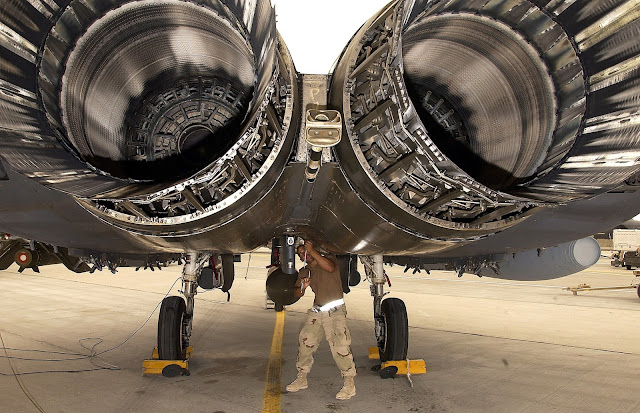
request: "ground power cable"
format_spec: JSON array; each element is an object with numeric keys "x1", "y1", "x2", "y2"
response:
[
  {"x1": 0, "y1": 331, "x2": 46, "y2": 413},
  {"x1": 0, "y1": 276, "x2": 182, "y2": 375}
]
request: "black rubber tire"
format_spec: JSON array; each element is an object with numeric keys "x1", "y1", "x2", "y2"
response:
[
  {"x1": 158, "y1": 296, "x2": 186, "y2": 360},
  {"x1": 275, "y1": 303, "x2": 284, "y2": 312},
  {"x1": 637, "y1": 284, "x2": 640, "y2": 301},
  {"x1": 349, "y1": 270, "x2": 361, "y2": 287},
  {"x1": 379, "y1": 298, "x2": 408, "y2": 362},
  {"x1": 626, "y1": 265, "x2": 632, "y2": 270},
  {"x1": 221, "y1": 254, "x2": 235, "y2": 292}
]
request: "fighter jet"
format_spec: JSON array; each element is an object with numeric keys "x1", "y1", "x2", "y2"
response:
[{"x1": 1, "y1": 0, "x2": 640, "y2": 362}]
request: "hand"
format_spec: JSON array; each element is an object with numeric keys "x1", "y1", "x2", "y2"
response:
[
  {"x1": 304, "y1": 240, "x2": 315, "y2": 253},
  {"x1": 300, "y1": 277, "x2": 311, "y2": 289}
]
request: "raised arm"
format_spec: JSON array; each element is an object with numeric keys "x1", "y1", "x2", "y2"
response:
[{"x1": 304, "y1": 241, "x2": 335, "y2": 273}]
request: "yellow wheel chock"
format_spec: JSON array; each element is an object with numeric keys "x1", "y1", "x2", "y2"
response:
[
  {"x1": 368, "y1": 346, "x2": 427, "y2": 376},
  {"x1": 142, "y1": 347, "x2": 193, "y2": 376}
]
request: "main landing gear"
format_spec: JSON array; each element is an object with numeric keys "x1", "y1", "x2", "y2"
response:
[
  {"x1": 363, "y1": 255, "x2": 408, "y2": 362},
  {"x1": 157, "y1": 252, "x2": 235, "y2": 360}
]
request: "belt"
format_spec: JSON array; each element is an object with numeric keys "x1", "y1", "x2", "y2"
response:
[{"x1": 311, "y1": 298, "x2": 344, "y2": 313}]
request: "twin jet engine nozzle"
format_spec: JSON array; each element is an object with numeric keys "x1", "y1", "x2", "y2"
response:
[{"x1": 1, "y1": 0, "x2": 639, "y2": 250}]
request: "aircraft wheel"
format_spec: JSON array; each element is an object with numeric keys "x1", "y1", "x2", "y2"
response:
[
  {"x1": 158, "y1": 296, "x2": 187, "y2": 360},
  {"x1": 275, "y1": 303, "x2": 284, "y2": 312},
  {"x1": 626, "y1": 265, "x2": 632, "y2": 270},
  {"x1": 379, "y1": 298, "x2": 408, "y2": 362},
  {"x1": 636, "y1": 284, "x2": 640, "y2": 300},
  {"x1": 348, "y1": 270, "x2": 361, "y2": 287},
  {"x1": 221, "y1": 254, "x2": 235, "y2": 292}
]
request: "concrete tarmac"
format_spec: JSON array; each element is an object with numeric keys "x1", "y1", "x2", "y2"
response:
[{"x1": 0, "y1": 252, "x2": 639, "y2": 412}]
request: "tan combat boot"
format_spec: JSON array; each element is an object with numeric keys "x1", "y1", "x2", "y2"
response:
[
  {"x1": 336, "y1": 376, "x2": 355, "y2": 400},
  {"x1": 286, "y1": 371, "x2": 308, "y2": 392}
]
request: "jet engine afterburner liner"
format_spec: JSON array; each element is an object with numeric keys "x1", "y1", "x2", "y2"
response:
[
  {"x1": 0, "y1": 0, "x2": 281, "y2": 199},
  {"x1": 0, "y1": 0, "x2": 299, "y2": 236},
  {"x1": 78, "y1": 37, "x2": 297, "y2": 236},
  {"x1": 330, "y1": 0, "x2": 640, "y2": 240}
]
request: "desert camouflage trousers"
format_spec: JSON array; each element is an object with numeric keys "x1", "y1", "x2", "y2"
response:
[{"x1": 295, "y1": 305, "x2": 357, "y2": 377}]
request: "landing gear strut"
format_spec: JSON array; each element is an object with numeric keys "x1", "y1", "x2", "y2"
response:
[
  {"x1": 157, "y1": 252, "x2": 235, "y2": 360},
  {"x1": 365, "y1": 255, "x2": 408, "y2": 362},
  {"x1": 157, "y1": 252, "x2": 202, "y2": 359}
]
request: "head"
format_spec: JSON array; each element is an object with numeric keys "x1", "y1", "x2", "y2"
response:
[{"x1": 297, "y1": 245, "x2": 315, "y2": 266}]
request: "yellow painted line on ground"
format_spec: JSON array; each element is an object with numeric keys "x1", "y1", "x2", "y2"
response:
[{"x1": 262, "y1": 309, "x2": 285, "y2": 413}]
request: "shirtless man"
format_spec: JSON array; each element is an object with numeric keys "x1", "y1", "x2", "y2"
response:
[{"x1": 286, "y1": 240, "x2": 356, "y2": 400}]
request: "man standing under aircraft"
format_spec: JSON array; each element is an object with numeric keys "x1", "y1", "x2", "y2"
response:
[{"x1": 286, "y1": 240, "x2": 357, "y2": 400}]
